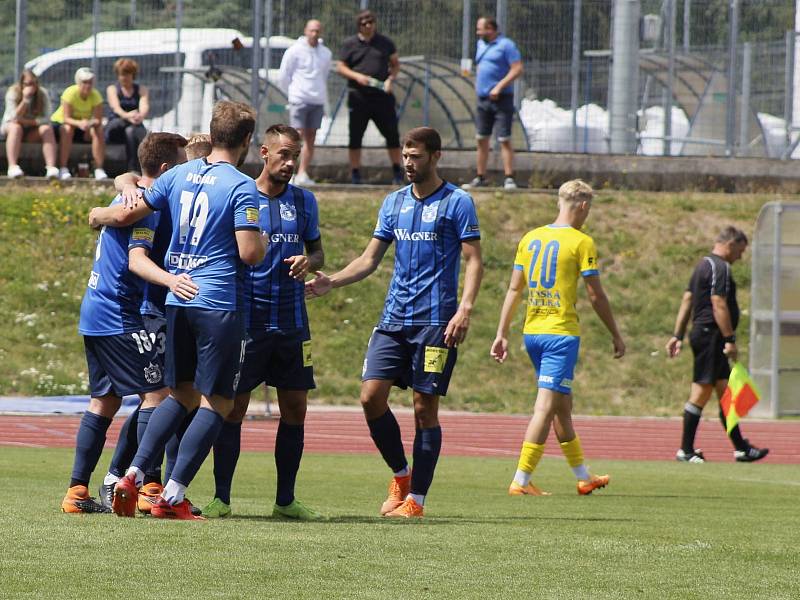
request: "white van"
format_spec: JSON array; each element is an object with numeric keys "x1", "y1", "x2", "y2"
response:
[{"x1": 26, "y1": 28, "x2": 294, "y2": 134}]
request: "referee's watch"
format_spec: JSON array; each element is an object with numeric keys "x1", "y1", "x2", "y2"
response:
[{"x1": 723, "y1": 334, "x2": 736, "y2": 344}]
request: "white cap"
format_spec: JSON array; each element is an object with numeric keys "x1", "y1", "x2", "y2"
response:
[{"x1": 75, "y1": 67, "x2": 95, "y2": 84}]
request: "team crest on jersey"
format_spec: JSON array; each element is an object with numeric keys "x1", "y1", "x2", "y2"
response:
[
  {"x1": 143, "y1": 362, "x2": 162, "y2": 384},
  {"x1": 280, "y1": 203, "x2": 297, "y2": 221},
  {"x1": 421, "y1": 201, "x2": 440, "y2": 223},
  {"x1": 88, "y1": 271, "x2": 100, "y2": 289}
]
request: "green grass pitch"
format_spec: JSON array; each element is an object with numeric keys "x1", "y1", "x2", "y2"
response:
[{"x1": 2, "y1": 447, "x2": 798, "y2": 599}]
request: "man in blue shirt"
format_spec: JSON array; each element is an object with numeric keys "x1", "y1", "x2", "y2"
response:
[
  {"x1": 462, "y1": 17, "x2": 523, "y2": 191},
  {"x1": 306, "y1": 127, "x2": 484, "y2": 518},
  {"x1": 201, "y1": 124, "x2": 325, "y2": 521},
  {"x1": 62, "y1": 133, "x2": 191, "y2": 515},
  {"x1": 89, "y1": 101, "x2": 267, "y2": 520}
]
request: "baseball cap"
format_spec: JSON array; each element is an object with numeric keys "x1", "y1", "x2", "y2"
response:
[{"x1": 75, "y1": 67, "x2": 95, "y2": 83}]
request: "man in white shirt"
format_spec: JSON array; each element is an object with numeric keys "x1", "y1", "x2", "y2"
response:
[{"x1": 279, "y1": 19, "x2": 332, "y2": 186}]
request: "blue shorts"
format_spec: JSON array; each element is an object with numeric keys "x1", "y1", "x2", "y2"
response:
[
  {"x1": 523, "y1": 334, "x2": 580, "y2": 394},
  {"x1": 362, "y1": 326, "x2": 457, "y2": 396},
  {"x1": 165, "y1": 306, "x2": 246, "y2": 399},
  {"x1": 237, "y1": 328, "x2": 316, "y2": 394},
  {"x1": 84, "y1": 332, "x2": 165, "y2": 398},
  {"x1": 142, "y1": 314, "x2": 167, "y2": 359}
]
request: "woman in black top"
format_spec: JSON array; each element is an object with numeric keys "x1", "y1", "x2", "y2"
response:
[{"x1": 105, "y1": 58, "x2": 149, "y2": 172}]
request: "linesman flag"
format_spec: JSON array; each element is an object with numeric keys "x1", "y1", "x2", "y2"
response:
[{"x1": 719, "y1": 362, "x2": 761, "y2": 434}]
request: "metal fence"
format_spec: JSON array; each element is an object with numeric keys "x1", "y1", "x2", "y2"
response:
[{"x1": 4, "y1": 0, "x2": 797, "y2": 156}]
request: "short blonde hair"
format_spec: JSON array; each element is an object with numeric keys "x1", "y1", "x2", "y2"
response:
[
  {"x1": 558, "y1": 179, "x2": 593, "y2": 207},
  {"x1": 185, "y1": 133, "x2": 212, "y2": 160}
]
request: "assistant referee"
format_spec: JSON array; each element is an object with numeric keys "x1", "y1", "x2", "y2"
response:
[{"x1": 666, "y1": 226, "x2": 768, "y2": 463}]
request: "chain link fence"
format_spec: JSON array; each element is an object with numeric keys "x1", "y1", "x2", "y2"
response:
[{"x1": 3, "y1": 0, "x2": 797, "y2": 156}]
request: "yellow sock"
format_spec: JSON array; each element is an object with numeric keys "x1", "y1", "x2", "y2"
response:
[
  {"x1": 517, "y1": 441, "x2": 545, "y2": 474},
  {"x1": 560, "y1": 436, "x2": 590, "y2": 480},
  {"x1": 560, "y1": 436, "x2": 584, "y2": 467}
]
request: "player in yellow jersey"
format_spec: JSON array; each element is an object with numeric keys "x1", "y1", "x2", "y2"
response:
[{"x1": 490, "y1": 179, "x2": 625, "y2": 496}]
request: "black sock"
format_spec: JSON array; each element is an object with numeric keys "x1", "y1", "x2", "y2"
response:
[
  {"x1": 351, "y1": 168, "x2": 361, "y2": 177},
  {"x1": 681, "y1": 402, "x2": 702, "y2": 453},
  {"x1": 69, "y1": 412, "x2": 113, "y2": 488},
  {"x1": 410, "y1": 426, "x2": 442, "y2": 496},
  {"x1": 719, "y1": 408, "x2": 748, "y2": 451},
  {"x1": 275, "y1": 421, "x2": 304, "y2": 507},
  {"x1": 366, "y1": 408, "x2": 408, "y2": 473}
]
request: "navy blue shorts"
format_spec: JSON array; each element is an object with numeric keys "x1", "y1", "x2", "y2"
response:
[
  {"x1": 142, "y1": 314, "x2": 167, "y2": 359},
  {"x1": 362, "y1": 326, "x2": 457, "y2": 396},
  {"x1": 84, "y1": 332, "x2": 165, "y2": 398},
  {"x1": 476, "y1": 94, "x2": 515, "y2": 141},
  {"x1": 237, "y1": 328, "x2": 316, "y2": 394},
  {"x1": 164, "y1": 306, "x2": 247, "y2": 399},
  {"x1": 523, "y1": 334, "x2": 580, "y2": 394}
]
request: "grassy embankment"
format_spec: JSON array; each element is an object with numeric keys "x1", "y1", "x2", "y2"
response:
[{"x1": 0, "y1": 184, "x2": 770, "y2": 415}]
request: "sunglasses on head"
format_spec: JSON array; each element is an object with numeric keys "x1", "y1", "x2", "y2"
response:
[{"x1": 360, "y1": 19, "x2": 375, "y2": 25}]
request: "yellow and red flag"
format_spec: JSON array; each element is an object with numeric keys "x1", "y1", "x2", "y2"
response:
[{"x1": 719, "y1": 362, "x2": 761, "y2": 434}]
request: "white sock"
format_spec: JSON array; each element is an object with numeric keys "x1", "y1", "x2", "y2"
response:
[
  {"x1": 513, "y1": 469, "x2": 532, "y2": 487},
  {"x1": 572, "y1": 465, "x2": 591, "y2": 480},
  {"x1": 125, "y1": 466, "x2": 145, "y2": 487},
  {"x1": 103, "y1": 473, "x2": 120, "y2": 486},
  {"x1": 393, "y1": 466, "x2": 410, "y2": 477},
  {"x1": 409, "y1": 493, "x2": 425, "y2": 506},
  {"x1": 161, "y1": 479, "x2": 186, "y2": 505}
]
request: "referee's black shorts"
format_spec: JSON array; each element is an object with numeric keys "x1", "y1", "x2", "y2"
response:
[
  {"x1": 689, "y1": 325, "x2": 731, "y2": 384},
  {"x1": 347, "y1": 89, "x2": 400, "y2": 150}
]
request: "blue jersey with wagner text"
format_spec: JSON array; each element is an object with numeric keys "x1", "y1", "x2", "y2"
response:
[
  {"x1": 78, "y1": 196, "x2": 146, "y2": 336},
  {"x1": 128, "y1": 202, "x2": 173, "y2": 318},
  {"x1": 244, "y1": 184, "x2": 320, "y2": 331},
  {"x1": 373, "y1": 182, "x2": 480, "y2": 327},
  {"x1": 144, "y1": 158, "x2": 261, "y2": 311}
]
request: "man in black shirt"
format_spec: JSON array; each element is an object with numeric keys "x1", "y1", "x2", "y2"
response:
[
  {"x1": 337, "y1": 10, "x2": 402, "y2": 185},
  {"x1": 666, "y1": 226, "x2": 768, "y2": 463}
]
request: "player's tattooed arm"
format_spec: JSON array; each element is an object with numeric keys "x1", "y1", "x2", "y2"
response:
[
  {"x1": 305, "y1": 238, "x2": 389, "y2": 298},
  {"x1": 491, "y1": 266, "x2": 526, "y2": 363},
  {"x1": 445, "y1": 239, "x2": 484, "y2": 348},
  {"x1": 286, "y1": 238, "x2": 325, "y2": 281},
  {"x1": 129, "y1": 247, "x2": 199, "y2": 301}
]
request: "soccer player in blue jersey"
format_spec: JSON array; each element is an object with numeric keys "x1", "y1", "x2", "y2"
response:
[
  {"x1": 90, "y1": 101, "x2": 267, "y2": 519},
  {"x1": 62, "y1": 133, "x2": 191, "y2": 514},
  {"x1": 306, "y1": 127, "x2": 483, "y2": 518},
  {"x1": 95, "y1": 133, "x2": 203, "y2": 513},
  {"x1": 201, "y1": 124, "x2": 325, "y2": 520}
]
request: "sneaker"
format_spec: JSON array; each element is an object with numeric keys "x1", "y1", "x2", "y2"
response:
[
  {"x1": 202, "y1": 497, "x2": 232, "y2": 519},
  {"x1": 58, "y1": 167, "x2": 72, "y2": 181},
  {"x1": 293, "y1": 172, "x2": 316, "y2": 187},
  {"x1": 380, "y1": 474, "x2": 411, "y2": 516},
  {"x1": 577, "y1": 474, "x2": 610, "y2": 496},
  {"x1": 7, "y1": 164, "x2": 24, "y2": 179},
  {"x1": 508, "y1": 481, "x2": 551, "y2": 496},
  {"x1": 384, "y1": 496, "x2": 424, "y2": 518},
  {"x1": 503, "y1": 176, "x2": 518, "y2": 190},
  {"x1": 98, "y1": 481, "x2": 116, "y2": 511},
  {"x1": 734, "y1": 443, "x2": 769, "y2": 463},
  {"x1": 94, "y1": 168, "x2": 108, "y2": 180},
  {"x1": 676, "y1": 448, "x2": 706, "y2": 463},
  {"x1": 137, "y1": 482, "x2": 164, "y2": 514},
  {"x1": 61, "y1": 485, "x2": 110, "y2": 514},
  {"x1": 45, "y1": 166, "x2": 60, "y2": 179},
  {"x1": 272, "y1": 498, "x2": 324, "y2": 521},
  {"x1": 151, "y1": 498, "x2": 206, "y2": 520},
  {"x1": 461, "y1": 176, "x2": 487, "y2": 190},
  {"x1": 112, "y1": 472, "x2": 139, "y2": 517}
]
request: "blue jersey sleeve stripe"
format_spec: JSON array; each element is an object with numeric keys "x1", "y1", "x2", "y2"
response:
[
  {"x1": 373, "y1": 234, "x2": 393, "y2": 242},
  {"x1": 142, "y1": 195, "x2": 157, "y2": 211},
  {"x1": 459, "y1": 233, "x2": 481, "y2": 241},
  {"x1": 513, "y1": 264, "x2": 524, "y2": 271},
  {"x1": 581, "y1": 269, "x2": 600, "y2": 277}
]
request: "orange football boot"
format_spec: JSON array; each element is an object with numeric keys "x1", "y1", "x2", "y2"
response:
[
  {"x1": 380, "y1": 474, "x2": 411, "y2": 516},
  {"x1": 151, "y1": 498, "x2": 206, "y2": 521},
  {"x1": 384, "y1": 496, "x2": 424, "y2": 518},
  {"x1": 112, "y1": 473, "x2": 139, "y2": 517},
  {"x1": 61, "y1": 485, "x2": 110, "y2": 513},
  {"x1": 577, "y1": 474, "x2": 610, "y2": 495},
  {"x1": 137, "y1": 482, "x2": 164, "y2": 514},
  {"x1": 508, "y1": 481, "x2": 551, "y2": 496}
]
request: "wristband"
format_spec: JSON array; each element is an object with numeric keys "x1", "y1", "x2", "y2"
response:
[
  {"x1": 672, "y1": 333, "x2": 683, "y2": 342},
  {"x1": 723, "y1": 335, "x2": 736, "y2": 344}
]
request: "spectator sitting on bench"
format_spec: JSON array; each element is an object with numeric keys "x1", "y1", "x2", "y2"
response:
[
  {"x1": 51, "y1": 67, "x2": 107, "y2": 180},
  {"x1": 2, "y1": 69, "x2": 59, "y2": 179},
  {"x1": 105, "y1": 58, "x2": 149, "y2": 174}
]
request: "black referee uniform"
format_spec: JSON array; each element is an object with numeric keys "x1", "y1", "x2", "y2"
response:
[{"x1": 687, "y1": 254, "x2": 739, "y2": 384}]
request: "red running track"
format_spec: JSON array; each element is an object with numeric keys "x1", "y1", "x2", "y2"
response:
[{"x1": 1, "y1": 409, "x2": 798, "y2": 464}]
